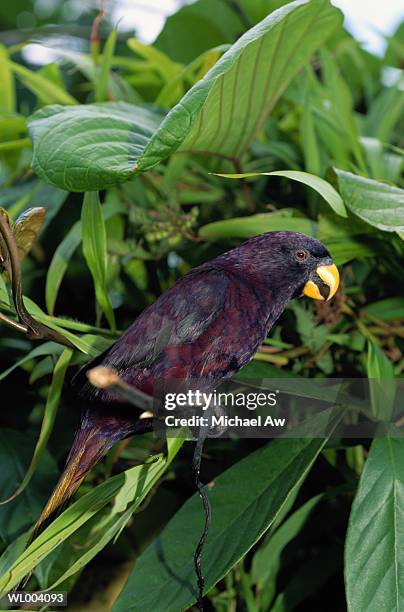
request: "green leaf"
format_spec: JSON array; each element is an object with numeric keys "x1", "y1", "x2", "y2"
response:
[
  {"x1": 367, "y1": 341, "x2": 395, "y2": 380},
  {"x1": 300, "y1": 76, "x2": 320, "y2": 175},
  {"x1": 0, "y1": 45, "x2": 15, "y2": 112},
  {"x1": 0, "y1": 349, "x2": 72, "y2": 505},
  {"x1": 141, "y1": 0, "x2": 342, "y2": 167},
  {"x1": 0, "y1": 439, "x2": 183, "y2": 592},
  {"x1": 154, "y1": 0, "x2": 245, "y2": 63},
  {"x1": 46, "y1": 196, "x2": 125, "y2": 315},
  {"x1": 127, "y1": 38, "x2": 181, "y2": 81},
  {"x1": 81, "y1": 192, "x2": 115, "y2": 331},
  {"x1": 15, "y1": 297, "x2": 105, "y2": 355},
  {"x1": 9, "y1": 61, "x2": 77, "y2": 106},
  {"x1": 199, "y1": 209, "x2": 318, "y2": 239},
  {"x1": 45, "y1": 221, "x2": 81, "y2": 315},
  {"x1": 319, "y1": 48, "x2": 366, "y2": 172},
  {"x1": 366, "y1": 340, "x2": 395, "y2": 420},
  {"x1": 363, "y1": 297, "x2": 404, "y2": 322},
  {"x1": 364, "y1": 84, "x2": 404, "y2": 144},
  {"x1": 252, "y1": 494, "x2": 322, "y2": 587},
  {"x1": 334, "y1": 169, "x2": 404, "y2": 232},
  {"x1": 0, "y1": 430, "x2": 58, "y2": 543},
  {"x1": 0, "y1": 342, "x2": 62, "y2": 382},
  {"x1": 114, "y1": 412, "x2": 341, "y2": 612},
  {"x1": 28, "y1": 0, "x2": 341, "y2": 191},
  {"x1": 28, "y1": 103, "x2": 165, "y2": 191},
  {"x1": 95, "y1": 29, "x2": 117, "y2": 102},
  {"x1": 324, "y1": 238, "x2": 375, "y2": 265},
  {"x1": 271, "y1": 545, "x2": 341, "y2": 611},
  {"x1": 215, "y1": 170, "x2": 347, "y2": 217},
  {"x1": 345, "y1": 438, "x2": 404, "y2": 612}
]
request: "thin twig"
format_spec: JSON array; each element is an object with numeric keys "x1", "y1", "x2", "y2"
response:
[
  {"x1": 0, "y1": 311, "x2": 28, "y2": 334},
  {"x1": 87, "y1": 365, "x2": 157, "y2": 412}
]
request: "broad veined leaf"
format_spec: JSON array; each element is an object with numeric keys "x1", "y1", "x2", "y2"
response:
[
  {"x1": 28, "y1": 103, "x2": 166, "y2": 191},
  {"x1": 114, "y1": 409, "x2": 342, "y2": 612},
  {"x1": 345, "y1": 438, "x2": 404, "y2": 612},
  {"x1": 215, "y1": 170, "x2": 347, "y2": 217},
  {"x1": 140, "y1": 0, "x2": 342, "y2": 168},
  {"x1": 28, "y1": 0, "x2": 341, "y2": 191},
  {"x1": 334, "y1": 169, "x2": 404, "y2": 232}
]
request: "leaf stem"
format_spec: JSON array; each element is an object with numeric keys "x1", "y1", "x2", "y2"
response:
[{"x1": 0, "y1": 213, "x2": 75, "y2": 348}]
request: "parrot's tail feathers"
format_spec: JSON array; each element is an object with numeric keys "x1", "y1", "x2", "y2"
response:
[{"x1": 28, "y1": 410, "x2": 140, "y2": 545}]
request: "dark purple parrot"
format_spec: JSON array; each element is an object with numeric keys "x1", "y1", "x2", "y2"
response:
[{"x1": 25, "y1": 231, "x2": 339, "y2": 600}]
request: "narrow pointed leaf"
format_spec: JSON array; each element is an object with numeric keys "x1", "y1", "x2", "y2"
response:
[
  {"x1": 81, "y1": 192, "x2": 115, "y2": 330},
  {"x1": 0, "y1": 349, "x2": 72, "y2": 505},
  {"x1": 215, "y1": 170, "x2": 347, "y2": 217}
]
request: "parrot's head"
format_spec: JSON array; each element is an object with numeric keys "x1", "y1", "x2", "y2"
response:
[{"x1": 221, "y1": 231, "x2": 340, "y2": 302}]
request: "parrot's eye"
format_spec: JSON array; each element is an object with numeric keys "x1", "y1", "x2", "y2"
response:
[{"x1": 295, "y1": 249, "x2": 308, "y2": 262}]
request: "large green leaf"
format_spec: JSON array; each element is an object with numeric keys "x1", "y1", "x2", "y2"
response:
[
  {"x1": 114, "y1": 414, "x2": 340, "y2": 612},
  {"x1": 345, "y1": 438, "x2": 404, "y2": 612},
  {"x1": 28, "y1": 0, "x2": 341, "y2": 192},
  {"x1": 28, "y1": 103, "x2": 165, "y2": 191},
  {"x1": 141, "y1": 0, "x2": 342, "y2": 167},
  {"x1": 335, "y1": 169, "x2": 404, "y2": 232}
]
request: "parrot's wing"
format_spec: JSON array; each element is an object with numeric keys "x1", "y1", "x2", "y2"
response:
[{"x1": 74, "y1": 267, "x2": 231, "y2": 394}]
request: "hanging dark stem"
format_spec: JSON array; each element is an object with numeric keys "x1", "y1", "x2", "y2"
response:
[
  {"x1": 192, "y1": 429, "x2": 212, "y2": 611},
  {"x1": 0, "y1": 213, "x2": 74, "y2": 348}
]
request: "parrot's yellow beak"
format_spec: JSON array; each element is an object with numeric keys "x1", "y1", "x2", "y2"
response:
[{"x1": 303, "y1": 264, "x2": 340, "y2": 301}]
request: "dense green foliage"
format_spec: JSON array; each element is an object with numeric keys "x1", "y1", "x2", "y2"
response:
[{"x1": 0, "y1": 0, "x2": 403, "y2": 609}]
